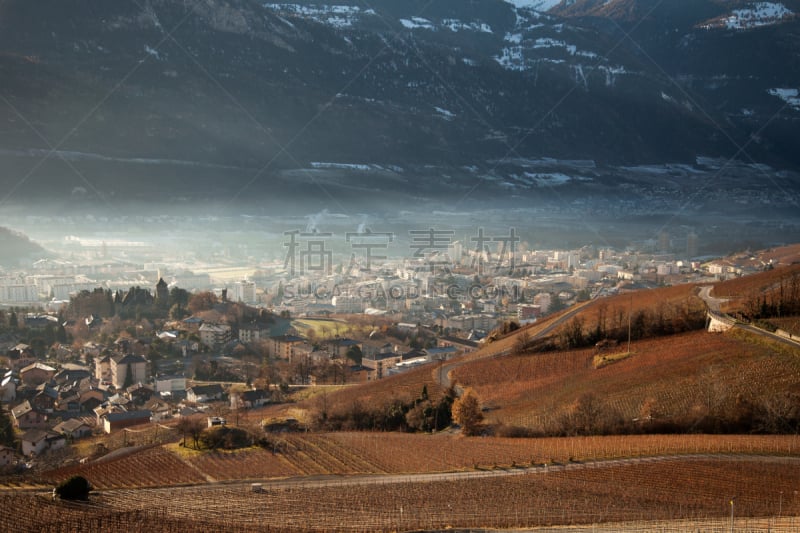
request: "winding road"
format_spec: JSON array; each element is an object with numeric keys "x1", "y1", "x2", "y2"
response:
[{"x1": 699, "y1": 285, "x2": 800, "y2": 349}]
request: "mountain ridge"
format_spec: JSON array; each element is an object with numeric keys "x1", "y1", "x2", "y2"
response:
[{"x1": 0, "y1": 0, "x2": 798, "y2": 211}]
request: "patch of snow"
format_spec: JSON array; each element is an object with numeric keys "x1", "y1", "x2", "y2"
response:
[
  {"x1": 495, "y1": 46, "x2": 527, "y2": 71},
  {"x1": 598, "y1": 65, "x2": 626, "y2": 87},
  {"x1": 768, "y1": 87, "x2": 800, "y2": 110},
  {"x1": 400, "y1": 17, "x2": 434, "y2": 30},
  {"x1": 505, "y1": 0, "x2": 562, "y2": 11},
  {"x1": 505, "y1": 32, "x2": 523, "y2": 43},
  {"x1": 462, "y1": 57, "x2": 478, "y2": 66},
  {"x1": 532, "y1": 38, "x2": 577, "y2": 55},
  {"x1": 442, "y1": 19, "x2": 492, "y2": 33},
  {"x1": 144, "y1": 45, "x2": 162, "y2": 60},
  {"x1": 310, "y1": 162, "x2": 374, "y2": 171},
  {"x1": 521, "y1": 172, "x2": 574, "y2": 187},
  {"x1": 700, "y1": 2, "x2": 793, "y2": 30},
  {"x1": 263, "y1": 4, "x2": 376, "y2": 28},
  {"x1": 434, "y1": 106, "x2": 456, "y2": 120}
]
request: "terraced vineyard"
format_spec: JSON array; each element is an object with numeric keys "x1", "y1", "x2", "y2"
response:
[
  {"x1": 42, "y1": 445, "x2": 207, "y2": 489},
  {"x1": 11, "y1": 456, "x2": 800, "y2": 532}
]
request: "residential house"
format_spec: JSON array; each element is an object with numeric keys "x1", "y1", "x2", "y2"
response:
[
  {"x1": 238, "y1": 323, "x2": 270, "y2": 344},
  {"x1": 110, "y1": 353, "x2": 148, "y2": 389},
  {"x1": 361, "y1": 352, "x2": 404, "y2": 380},
  {"x1": 11, "y1": 400, "x2": 47, "y2": 429},
  {"x1": 175, "y1": 339, "x2": 200, "y2": 357},
  {"x1": 155, "y1": 374, "x2": 187, "y2": 394},
  {"x1": 31, "y1": 383, "x2": 58, "y2": 413},
  {"x1": 0, "y1": 445, "x2": 15, "y2": 469},
  {"x1": 230, "y1": 389, "x2": 269, "y2": 409},
  {"x1": 19, "y1": 362, "x2": 56, "y2": 387},
  {"x1": 323, "y1": 338, "x2": 362, "y2": 358},
  {"x1": 94, "y1": 354, "x2": 113, "y2": 383},
  {"x1": 21, "y1": 429, "x2": 66, "y2": 457},
  {"x1": 102, "y1": 410, "x2": 152, "y2": 433},
  {"x1": 55, "y1": 392, "x2": 80, "y2": 413},
  {"x1": 78, "y1": 389, "x2": 106, "y2": 413},
  {"x1": 7, "y1": 343, "x2": 33, "y2": 360},
  {"x1": 144, "y1": 398, "x2": 172, "y2": 422},
  {"x1": 53, "y1": 364, "x2": 92, "y2": 386},
  {"x1": 437, "y1": 336, "x2": 479, "y2": 355},
  {"x1": 186, "y1": 383, "x2": 224, "y2": 403},
  {"x1": 53, "y1": 418, "x2": 93, "y2": 441},
  {"x1": 270, "y1": 334, "x2": 306, "y2": 359},
  {"x1": 125, "y1": 383, "x2": 155, "y2": 405},
  {"x1": 198, "y1": 323, "x2": 232, "y2": 350},
  {"x1": 181, "y1": 316, "x2": 204, "y2": 332},
  {"x1": 424, "y1": 346, "x2": 459, "y2": 361}
]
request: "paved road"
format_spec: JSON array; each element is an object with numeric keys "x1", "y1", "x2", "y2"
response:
[
  {"x1": 699, "y1": 285, "x2": 800, "y2": 349},
  {"x1": 698, "y1": 285, "x2": 727, "y2": 312},
  {"x1": 88, "y1": 453, "x2": 800, "y2": 496}
]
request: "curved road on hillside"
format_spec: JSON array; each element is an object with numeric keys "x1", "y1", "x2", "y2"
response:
[
  {"x1": 698, "y1": 285, "x2": 727, "y2": 312},
  {"x1": 699, "y1": 285, "x2": 800, "y2": 349},
  {"x1": 436, "y1": 301, "x2": 592, "y2": 391}
]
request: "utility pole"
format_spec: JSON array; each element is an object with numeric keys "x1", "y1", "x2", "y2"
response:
[{"x1": 627, "y1": 294, "x2": 632, "y2": 354}]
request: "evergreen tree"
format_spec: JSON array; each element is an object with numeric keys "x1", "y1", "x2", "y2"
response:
[
  {"x1": 123, "y1": 364, "x2": 134, "y2": 389},
  {"x1": 0, "y1": 404, "x2": 15, "y2": 448}
]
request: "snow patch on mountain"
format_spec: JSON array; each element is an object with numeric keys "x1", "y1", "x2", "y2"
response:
[
  {"x1": 310, "y1": 162, "x2": 391, "y2": 171},
  {"x1": 768, "y1": 88, "x2": 800, "y2": 110},
  {"x1": 434, "y1": 107, "x2": 456, "y2": 120},
  {"x1": 263, "y1": 4, "x2": 376, "y2": 28},
  {"x1": 699, "y1": 2, "x2": 793, "y2": 30},
  {"x1": 505, "y1": 0, "x2": 562, "y2": 11},
  {"x1": 400, "y1": 17, "x2": 435, "y2": 30},
  {"x1": 521, "y1": 172, "x2": 574, "y2": 186},
  {"x1": 495, "y1": 46, "x2": 526, "y2": 71},
  {"x1": 533, "y1": 38, "x2": 577, "y2": 55},
  {"x1": 144, "y1": 45, "x2": 162, "y2": 61},
  {"x1": 442, "y1": 19, "x2": 493, "y2": 33}
]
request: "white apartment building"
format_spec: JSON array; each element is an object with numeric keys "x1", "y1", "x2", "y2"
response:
[{"x1": 232, "y1": 280, "x2": 257, "y2": 304}]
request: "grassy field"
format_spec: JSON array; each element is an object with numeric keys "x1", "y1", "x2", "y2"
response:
[{"x1": 292, "y1": 317, "x2": 367, "y2": 339}]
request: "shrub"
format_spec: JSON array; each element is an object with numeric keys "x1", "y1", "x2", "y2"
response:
[
  {"x1": 55, "y1": 475, "x2": 92, "y2": 501},
  {"x1": 199, "y1": 426, "x2": 251, "y2": 450}
]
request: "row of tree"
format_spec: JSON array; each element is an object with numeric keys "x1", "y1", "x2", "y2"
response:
[
  {"x1": 490, "y1": 390, "x2": 800, "y2": 438},
  {"x1": 311, "y1": 386, "x2": 457, "y2": 433},
  {"x1": 740, "y1": 271, "x2": 800, "y2": 321},
  {"x1": 555, "y1": 299, "x2": 707, "y2": 351}
]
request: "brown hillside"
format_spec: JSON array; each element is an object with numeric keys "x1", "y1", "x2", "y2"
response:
[
  {"x1": 550, "y1": 283, "x2": 704, "y2": 342},
  {"x1": 713, "y1": 262, "x2": 800, "y2": 315},
  {"x1": 451, "y1": 329, "x2": 800, "y2": 431}
]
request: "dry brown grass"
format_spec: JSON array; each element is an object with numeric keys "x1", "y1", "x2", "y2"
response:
[
  {"x1": 714, "y1": 262, "x2": 800, "y2": 302},
  {"x1": 451, "y1": 329, "x2": 800, "y2": 429}
]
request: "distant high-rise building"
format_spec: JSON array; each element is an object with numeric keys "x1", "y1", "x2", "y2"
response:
[
  {"x1": 232, "y1": 280, "x2": 257, "y2": 304},
  {"x1": 686, "y1": 231, "x2": 698, "y2": 259}
]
